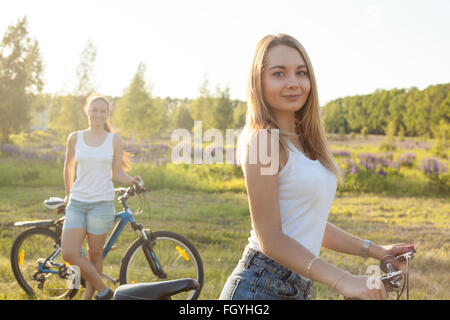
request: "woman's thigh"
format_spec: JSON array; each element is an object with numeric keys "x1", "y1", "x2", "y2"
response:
[
  {"x1": 63, "y1": 199, "x2": 87, "y2": 231},
  {"x1": 61, "y1": 228, "x2": 86, "y2": 259},
  {"x1": 86, "y1": 233, "x2": 107, "y2": 259},
  {"x1": 86, "y1": 201, "x2": 115, "y2": 235}
]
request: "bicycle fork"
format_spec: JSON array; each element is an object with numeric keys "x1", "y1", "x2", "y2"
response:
[{"x1": 132, "y1": 222, "x2": 167, "y2": 279}]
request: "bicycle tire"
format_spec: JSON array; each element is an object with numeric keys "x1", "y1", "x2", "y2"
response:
[
  {"x1": 119, "y1": 230, "x2": 204, "y2": 300},
  {"x1": 10, "y1": 227, "x2": 78, "y2": 300}
]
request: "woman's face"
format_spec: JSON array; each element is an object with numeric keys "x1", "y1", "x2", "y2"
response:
[
  {"x1": 88, "y1": 99, "x2": 108, "y2": 127},
  {"x1": 261, "y1": 44, "x2": 311, "y2": 115}
]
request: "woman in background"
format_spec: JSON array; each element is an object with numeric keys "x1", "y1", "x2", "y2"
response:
[{"x1": 61, "y1": 94, "x2": 143, "y2": 300}]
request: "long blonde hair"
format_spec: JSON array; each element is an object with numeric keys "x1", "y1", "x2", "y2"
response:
[
  {"x1": 243, "y1": 33, "x2": 343, "y2": 186},
  {"x1": 83, "y1": 93, "x2": 132, "y2": 171}
]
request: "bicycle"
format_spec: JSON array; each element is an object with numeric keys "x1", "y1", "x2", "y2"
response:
[
  {"x1": 10, "y1": 183, "x2": 204, "y2": 300},
  {"x1": 345, "y1": 249, "x2": 416, "y2": 300}
]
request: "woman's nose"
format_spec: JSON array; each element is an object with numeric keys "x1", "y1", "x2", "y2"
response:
[{"x1": 285, "y1": 73, "x2": 300, "y2": 89}]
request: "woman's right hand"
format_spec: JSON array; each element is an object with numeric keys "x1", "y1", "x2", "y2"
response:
[{"x1": 336, "y1": 273, "x2": 388, "y2": 300}]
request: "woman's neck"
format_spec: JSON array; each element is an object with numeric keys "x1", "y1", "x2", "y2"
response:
[
  {"x1": 273, "y1": 110, "x2": 296, "y2": 134},
  {"x1": 87, "y1": 125, "x2": 106, "y2": 136}
]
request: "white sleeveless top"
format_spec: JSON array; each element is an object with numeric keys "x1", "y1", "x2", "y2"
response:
[
  {"x1": 246, "y1": 140, "x2": 337, "y2": 258},
  {"x1": 70, "y1": 131, "x2": 115, "y2": 203}
]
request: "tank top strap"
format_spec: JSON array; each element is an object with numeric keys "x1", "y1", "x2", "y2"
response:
[{"x1": 75, "y1": 130, "x2": 83, "y2": 150}]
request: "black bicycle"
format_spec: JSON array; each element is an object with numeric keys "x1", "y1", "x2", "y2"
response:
[{"x1": 10, "y1": 183, "x2": 204, "y2": 300}]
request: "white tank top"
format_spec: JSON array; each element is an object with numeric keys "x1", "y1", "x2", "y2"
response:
[
  {"x1": 246, "y1": 140, "x2": 337, "y2": 258},
  {"x1": 70, "y1": 131, "x2": 115, "y2": 203}
]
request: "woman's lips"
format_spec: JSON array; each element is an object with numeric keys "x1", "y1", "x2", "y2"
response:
[{"x1": 282, "y1": 94, "x2": 301, "y2": 101}]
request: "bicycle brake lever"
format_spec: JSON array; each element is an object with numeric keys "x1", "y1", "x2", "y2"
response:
[{"x1": 390, "y1": 249, "x2": 416, "y2": 266}]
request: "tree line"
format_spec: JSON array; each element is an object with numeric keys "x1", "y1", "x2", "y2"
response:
[
  {"x1": 1, "y1": 17, "x2": 449, "y2": 145},
  {"x1": 322, "y1": 84, "x2": 450, "y2": 139}
]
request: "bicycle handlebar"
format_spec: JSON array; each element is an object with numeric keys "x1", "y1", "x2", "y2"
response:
[
  {"x1": 345, "y1": 249, "x2": 416, "y2": 300},
  {"x1": 115, "y1": 183, "x2": 148, "y2": 209}
]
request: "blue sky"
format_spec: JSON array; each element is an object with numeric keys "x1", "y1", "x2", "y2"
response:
[{"x1": 1, "y1": 0, "x2": 449, "y2": 104}]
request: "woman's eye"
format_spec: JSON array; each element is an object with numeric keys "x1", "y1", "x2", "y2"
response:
[
  {"x1": 273, "y1": 71, "x2": 284, "y2": 77},
  {"x1": 297, "y1": 70, "x2": 308, "y2": 76}
]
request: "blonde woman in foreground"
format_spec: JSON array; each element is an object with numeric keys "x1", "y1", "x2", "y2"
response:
[{"x1": 219, "y1": 34, "x2": 414, "y2": 300}]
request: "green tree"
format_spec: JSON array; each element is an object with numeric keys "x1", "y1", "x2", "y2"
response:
[
  {"x1": 113, "y1": 63, "x2": 165, "y2": 139},
  {"x1": 403, "y1": 87, "x2": 421, "y2": 136},
  {"x1": 173, "y1": 104, "x2": 194, "y2": 131},
  {"x1": 361, "y1": 126, "x2": 369, "y2": 140},
  {"x1": 321, "y1": 84, "x2": 450, "y2": 138},
  {"x1": 0, "y1": 17, "x2": 44, "y2": 142},
  {"x1": 440, "y1": 92, "x2": 450, "y2": 122},
  {"x1": 189, "y1": 77, "x2": 213, "y2": 131},
  {"x1": 322, "y1": 98, "x2": 348, "y2": 133},
  {"x1": 233, "y1": 101, "x2": 247, "y2": 129},
  {"x1": 74, "y1": 39, "x2": 98, "y2": 97},
  {"x1": 48, "y1": 94, "x2": 87, "y2": 143},
  {"x1": 431, "y1": 119, "x2": 449, "y2": 158},
  {"x1": 209, "y1": 85, "x2": 234, "y2": 131}
]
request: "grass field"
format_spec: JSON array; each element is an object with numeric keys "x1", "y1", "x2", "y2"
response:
[
  {"x1": 0, "y1": 187, "x2": 448, "y2": 300},
  {"x1": 0, "y1": 135, "x2": 449, "y2": 300}
]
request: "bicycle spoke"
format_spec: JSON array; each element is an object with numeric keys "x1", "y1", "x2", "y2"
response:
[
  {"x1": 121, "y1": 232, "x2": 203, "y2": 300},
  {"x1": 11, "y1": 228, "x2": 77, "y2": 300}
]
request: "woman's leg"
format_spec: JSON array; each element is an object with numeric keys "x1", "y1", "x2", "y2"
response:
[
  {"x1": 83, "y1": 232, "x2": 108, "y2": 300},
  {"x1": 61, "y1": 228, "x2": 108, "y2": 296}
]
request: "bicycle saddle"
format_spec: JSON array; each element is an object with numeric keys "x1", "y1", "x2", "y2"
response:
[
  {"x1": 44, "y1": 197, "x2": 65, "y2": 209},
  {"x1": 113, "y1": 278, "x2": 199, "y2": 300}
]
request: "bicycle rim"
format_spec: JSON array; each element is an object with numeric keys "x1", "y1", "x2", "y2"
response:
[
  {"x1": 121, "y1": 232, "x2": 203, "y2": 299},
  {"x1": 11, "y1": 228, "x2": 77, "y2": 300}
]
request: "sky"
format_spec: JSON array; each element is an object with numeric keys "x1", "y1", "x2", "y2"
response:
[{"x1": 1, "y1": 0, "x2": 450, "y2": 105}]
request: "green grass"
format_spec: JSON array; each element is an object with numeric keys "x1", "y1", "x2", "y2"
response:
[
  {"x1": 0, "y1": 186, "x2": 448, "y2": 300},
  {"x1": 0, "y1": 135, "x2": 448, "y2": 300}
]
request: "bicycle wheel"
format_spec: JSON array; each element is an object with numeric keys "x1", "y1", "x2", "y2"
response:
[
  {"x1": 10, "y1": 227, "x2": 78, "y2": 299},
  {"x1": 119, "y1": 230, "x2": 204, "y2": 300}
]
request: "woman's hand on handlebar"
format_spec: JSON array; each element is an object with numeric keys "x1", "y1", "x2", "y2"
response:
[
  {"x1": 380, "y1": 243, "x2": 415, "y2": 270},
  {"x1": 336, "y1": 274, "x2": 388, "y2": 300},
  {"x1": 132, "y1": 175, "x2": 144, "y2": 187}
]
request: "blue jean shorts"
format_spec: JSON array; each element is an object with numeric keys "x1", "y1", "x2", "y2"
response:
[
  {"x1": 219, "y1": 247, "x2": 313, "y2": 300},
  {"x1": 63, "y1": 198, "x2": 116, "y2": 235}
]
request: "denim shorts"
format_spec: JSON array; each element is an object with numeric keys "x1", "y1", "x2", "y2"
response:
[
  {"x1": 219, "y1": 247, "x2": 313, "y2": 300},
  {"x1": 63, "y1": 198, "x2": 116, "y2": 235}
]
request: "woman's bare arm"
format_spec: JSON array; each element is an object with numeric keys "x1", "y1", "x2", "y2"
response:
[
  {"x1": 322, "y1": 222, "x2": 386, "y2": 260},
  {"x1": 111, "y1": 134, "x2": 139, "y2": 185},
  {"x1": 63, "y1": 132, "x2": 77, "y2": 201}
]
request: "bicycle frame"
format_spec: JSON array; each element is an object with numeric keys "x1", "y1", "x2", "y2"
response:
[
  {"x1": 103, "y1": 208, "x2": 136, "y2": 259},
  {"x1": 31, "y1": 207, "x2": 163, "y2": 287},
  {"x1": 31, "y1": 210, "x2": 134, "y2": 278},
  {"x1": 101, "y1": 207, "x2": 166, "y2": 283}
]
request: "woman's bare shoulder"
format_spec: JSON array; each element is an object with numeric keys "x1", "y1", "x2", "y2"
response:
[
  {"x1": 239, "y1": 128, "x2": 281, "y2": 177},
  {"x1": 66, "y1": 131, "x2": 79, "y2": 145}
]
